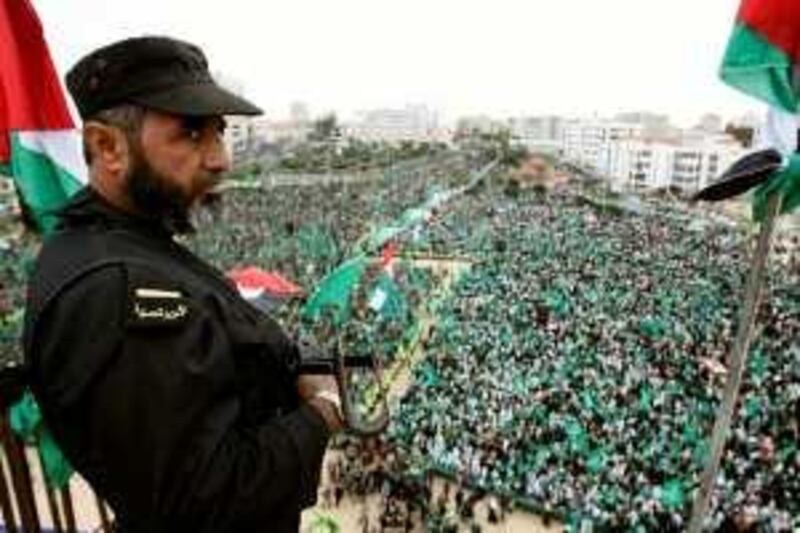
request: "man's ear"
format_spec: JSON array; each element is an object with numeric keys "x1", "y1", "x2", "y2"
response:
[{"x1": 83, "y1": 121, "x2": 130, "y2": 176}]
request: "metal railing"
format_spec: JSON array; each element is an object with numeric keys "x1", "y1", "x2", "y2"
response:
[{"x1": 0, "y1": 393, "x2": 112, "y2": 533}]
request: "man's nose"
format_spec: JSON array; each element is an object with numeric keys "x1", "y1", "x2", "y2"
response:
[{"x1": 204, "y1": 139, "x2": 231, "y2": 174}]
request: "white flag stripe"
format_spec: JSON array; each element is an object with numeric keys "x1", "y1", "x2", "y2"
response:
[
  {"x1": 237, "y1": 286, "x2": 265, "y2": 300},
  {"x1": 757, "y1": 108, "x2": 800, "y2": 157},
  {"x1": 369, "y1": 288, "x2": 387, "y2": 311},
  {"x1": 17, "y1": 130, "x2": 88, "y2": 185}
]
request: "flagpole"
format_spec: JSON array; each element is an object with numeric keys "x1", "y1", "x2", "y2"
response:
[{"x1": 687, "y1": 190, "x2": 782, "y2": 532}]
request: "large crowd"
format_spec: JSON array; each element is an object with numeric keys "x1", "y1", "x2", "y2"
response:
[
  {"x1": 0, "y1": 215, "x2": 37, "y2": 368},
  {"x1": 388, "y1": 186, "x2": 799, "y2": 530},
  {"x1": 191, "y1": 160, "x2": 799, "y2": 531},
  {"x1": 0, "y1": 150, "x2": 797, "y2": 531},
  {"x1": 187, "y1": 152, "x2": 474, "y2": 289}
]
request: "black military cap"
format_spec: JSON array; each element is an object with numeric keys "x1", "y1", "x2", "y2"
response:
[{"x1": 66, "y1": 36, "x2": 262, "y2": 119}]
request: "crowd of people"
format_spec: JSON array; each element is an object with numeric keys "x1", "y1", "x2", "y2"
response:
[
  {"x1": 386, "y1": 185, "x2": 799, "y2": 530},
  {"x1": 0, "y1": 217, "x2": 37, "y2": 368},
  {"x1": 187, "y1": 160, "x2": 799, "y2": 530},
  {"x1": 0, "y1": 148, "x2": 796, "y2": 530},
  {"x1": 315, "y1": 436, "x2": 519, "y2": 532},
  {"x1": 187, "y1": 152, "x2": 474, "y2": 289},
  {"x1": 275, "y1": 138, "x2": 451, "y2": 175}
]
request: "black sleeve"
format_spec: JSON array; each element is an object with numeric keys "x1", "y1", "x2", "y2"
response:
[{"x1": 30, "y1": 264, "x2": 330, "y2": 532}]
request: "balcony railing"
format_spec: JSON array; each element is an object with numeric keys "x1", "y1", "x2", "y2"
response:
[{"x1": 0, "y1": 386, "x2": 113, "y2": 533}]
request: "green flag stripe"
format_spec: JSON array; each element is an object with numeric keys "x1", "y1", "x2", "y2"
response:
[
  {"x1": 301, "y1": 255, "x2": 369, "y2": 323},
  {"x1": 752, "y1": 153, "x2": 800, "y2": 222},
  {"x1": 720, "y1": 23, "x2": 797, "y2": 113},
  {"x1": 10, "y1": 132, "x2": 84, "y2": 233}
]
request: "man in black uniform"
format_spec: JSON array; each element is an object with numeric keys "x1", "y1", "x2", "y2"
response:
[{"x1": 23, "y1": 36, "x2": 343, "y2": 532}]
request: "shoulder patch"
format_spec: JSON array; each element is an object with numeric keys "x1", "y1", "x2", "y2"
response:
[{"x1": 127, "y1": 286, "x2": 191, "y2": 328}]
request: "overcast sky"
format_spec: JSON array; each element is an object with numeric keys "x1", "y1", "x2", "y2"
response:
[{"x1": 36, "y1": 0, "x2": 761, "y2": 126}]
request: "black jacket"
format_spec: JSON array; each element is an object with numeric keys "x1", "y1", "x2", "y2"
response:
[{"x1": 23, "y1": 187, "x2": 329, "y2": 532}]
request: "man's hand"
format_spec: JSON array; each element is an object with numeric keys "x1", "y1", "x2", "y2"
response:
[{"x1": 297, "y1": 375, "x2": 344, "y2": 432}]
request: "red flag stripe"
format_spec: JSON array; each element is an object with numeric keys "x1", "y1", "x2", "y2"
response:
[
  {"x1": 228, "y1": 266, "x2": 303, "y2": 296},
  {"x1": 0, "y1": 0, "x2": 74, "y2": 161},
  {"x1": 380, "y1": 240, "x2": 399, "y2": 269},
  {"x1": 738, "y1": 0, "x2": 800, "y2": 62}
]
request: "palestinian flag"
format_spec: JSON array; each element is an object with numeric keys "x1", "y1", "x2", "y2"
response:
[
  {"x1": 302, "y1": 256, "x2": 368, "y2": 324},
  {"x1": 368, "y1": 243, "x2": 407, "y2": 319},
  {"x1": 228, "y1": 266, "x2": 303, "y2": 313},
  {"x1": 720, "y1": 0, "x2": 800, "y2": 220},
  {"x1": 720, "y1": 0, "x2": 800, "y2": 113},
  {"x1": 750, "y1": 108, "x2": 800, "y2": 221},
  {"x1": 0, "y1": 0, "x2": 87, "y2": 233}
]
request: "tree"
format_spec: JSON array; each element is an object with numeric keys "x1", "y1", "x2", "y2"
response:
[
  {"x1": 725, "y1": 124, "x2": 755, "y2": 148},
  {"x1": 309, "y1": 113, "x2": 341, "y2": 142},
  {"x1": 502, "y1": 144, "x2": 530, "y2": 167}
]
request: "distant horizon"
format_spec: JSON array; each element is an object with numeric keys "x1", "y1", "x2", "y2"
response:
[
  {"x1": 37, "y1": 0, "x2": 763, "y2": 129},
  {"x1": 253, "y1": 104, "x2": 761, "y2": 130}
]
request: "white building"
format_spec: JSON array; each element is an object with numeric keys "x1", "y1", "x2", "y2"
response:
[
  {"x1": 605, "y1": 135, "x2": 742, "y2": 193},
  {"x1": 222, "y1": 115, "x2": 313, "y2": 165},
  {"x1": 223, "y1": 116, "x2": 255, "y2": 164},
  {"x1": 507, "y1": 116, "x2": 564, "y2": 154},
  {"x1": 344, "y1": 105, "x2": 446, "y2": 143},
  {"x1": 457, "y1": 115, "x2": 506, "y2": 135},
  {"x1": 614, "y1": 112, "x2": 675, "y2": 138},
  {"x1": 260, "y1": 119, "x2": 312, "y2": 144},
  {"x1": 561, "y1": 119, "x2": 644, "y2": 171},
  {"x1": 562, "y1": 117, "x2": 743, "y2": 193}
]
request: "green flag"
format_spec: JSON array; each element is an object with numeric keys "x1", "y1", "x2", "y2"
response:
[
  {"x1": 752, "y1": 152, "x2": 800, "y2": 222},
  {"x1": 302, "y1": 256, "x2": 368, "y2": 323},
  {"x1": 719, "y1": 0, "x2": 800, "y2": 113}
]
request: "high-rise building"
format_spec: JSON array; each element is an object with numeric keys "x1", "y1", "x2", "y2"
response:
[
  {"x1": 223, "y1": 116, "x2": 254, "y2": 165},
  {"x1": 561, "y1": 119, "x2": 644, "y2": 171},
  {"x1": 344, "y1": 105, "x2": 447, "y2": 143},
  {"x1": 507, "y1": 116, "x2": 564, "y2": 153},
  {"x1": 561, "y1": 116, "x2": 743, "y2": 193},
  {"x1": 614, "y1": 112, "x2": 676, "y2": 139},
  {"x1": 605, "y1": 136, "x2": 740, "y2": 193}
]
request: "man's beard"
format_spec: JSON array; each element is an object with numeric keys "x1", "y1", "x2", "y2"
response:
[{"x1": 125, "y1": 148, "x2": 197, "y2": 235}]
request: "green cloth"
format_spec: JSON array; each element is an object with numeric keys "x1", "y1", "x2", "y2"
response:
[
  {"x1": 720, "y1": 23, "x2": 798, "y2": 113},
  {"x1": 366, "y1": 225, "x2": 405, "y2": 250},
  {"x1": 399, "y1": 207, "x2": 429, "y2": 227},
  {"x1": 752, "y1": 153, "x2": 800, "y2": 222},
  {"x1": 420, "y1": 362, "x2": 440, "y2": 387},
  {"x1": 565, "y1": 418, "x2": 589, "y2": 455},
  {"x1": 302, "y1": 255, "x2": 368, "y2": 323},
  {"x1": 9, "y1": 132, "x2": 85, "y2": 234},
  {"x1": 370, "y1": 271, "x2": 408, "y2": 319},
  {"x1": 310, "y1": 512, "x2": 341, "y2": 533},
  {"x1": 659, "y1": 479, "x2": 686, "y2": 509},
  {"x1": 543, "y1": 288, "x2": 570, "y2": 317},
  {"x1": 9, "y1": 392, "x2": 73, "y2": 489},
  {"x1": 297, "y1": 225, "x2": 339, "y2": 263},
  {"x1": 586, "y1": 448, "x2": 607, "y2": 474},
  {"x1": 639, "y1": 316, "x2": 668, "y2": 340}
]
